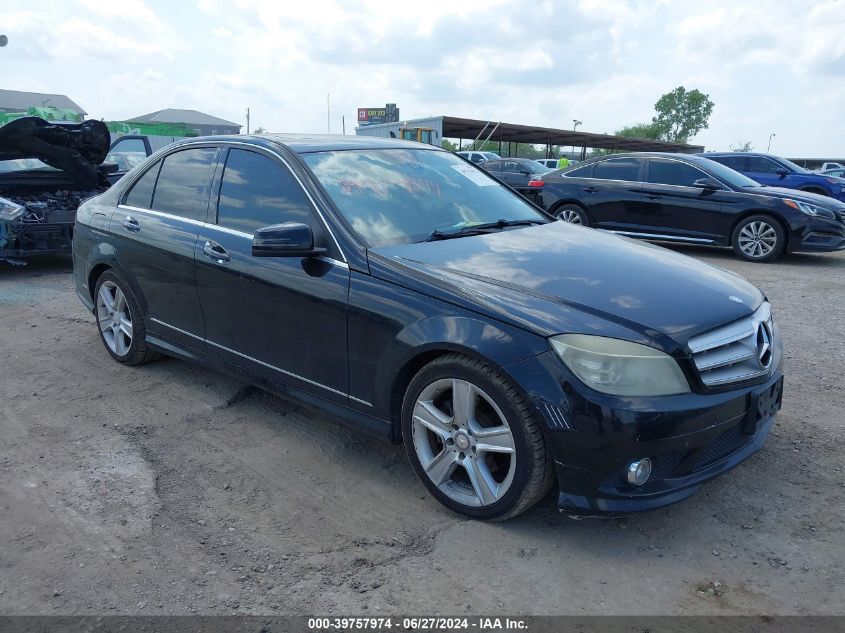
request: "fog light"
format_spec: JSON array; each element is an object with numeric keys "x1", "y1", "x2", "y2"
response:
[{"x1": 627, "y1": 458, "x2": 652, "y2": 486}]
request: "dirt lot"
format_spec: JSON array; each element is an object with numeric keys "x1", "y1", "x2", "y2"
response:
[{"x1": 0, "y1": 246, "x2": 843, "y2": 616}]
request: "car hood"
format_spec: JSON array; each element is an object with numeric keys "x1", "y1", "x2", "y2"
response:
[
  {"x1": 743, "y1": 185, "x2": 845, "y2": 208},
  {"x1": 371, "y1": 222, "x2": 764, "y2": 352},
  {"x1": 0, "y1": 116, "x2": 110, "y2": 189}
]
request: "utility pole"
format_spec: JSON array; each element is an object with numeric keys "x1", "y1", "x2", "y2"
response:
[
  {"x1": 767, "y1": 133, "x2": 776, "y2": 153},
  {"x1": 245, "y1": 107, "x2": 250, "y2": 134},
  {"x1": 573, "y1": 119, "x2": 582, "y2": 131},
  {"x1": 342, "y1": 115, "x2": 346, "y2": 135},
  {"x1": 327, "y1": 94, "x2": 331, "y2": 134}
]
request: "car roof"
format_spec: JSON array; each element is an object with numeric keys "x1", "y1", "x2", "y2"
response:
[
  {"x1": 700, "y1": 151, "x2": 776, "y2": 157},
  {"x1": 166, "y1": 133, "x2": 445, "y2": 155},
  {"x1": 571, "y1": 152, "x2": 711, "y2": 167}
]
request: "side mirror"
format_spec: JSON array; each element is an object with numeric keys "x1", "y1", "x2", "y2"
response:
[
  {"x1": 693, "y1": 177, "x2": 721, "y2": 190},
  {"x1": 252, "y1": 222, "x2": 326, "y2": 258},
  {"x1": 775, "y1": 167, "x2": 789, "y2": 177}
]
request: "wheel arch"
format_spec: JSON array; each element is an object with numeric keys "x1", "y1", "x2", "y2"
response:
[
  {"x1": 548, "y1": 198, "x2": 588, "y2": 215},
  {"x1": 385, "y1": 330, "x2": 546, "y2": 444},
  {"x1": 797, "y1": 185, "x2": 829, "y2": 196}
]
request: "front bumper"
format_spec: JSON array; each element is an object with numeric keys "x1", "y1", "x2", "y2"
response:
[
  {"x1": 788, "y1": 216, "x2": 845, "y2": 253},
  {"x1": 506, "y1": 347, "x2": 784, "y2": 516}
]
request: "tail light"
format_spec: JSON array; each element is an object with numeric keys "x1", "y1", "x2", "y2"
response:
[{"x1": 528, "y1": 180, "x2": 544, "y2": 188}]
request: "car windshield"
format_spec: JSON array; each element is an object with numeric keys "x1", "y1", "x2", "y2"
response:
[
  {"x1": 701, "y1": 159, "x2": 764, "y2": 189},
  {"x1": 302, "y1": 148, "x2": 547, "y2": 246}
]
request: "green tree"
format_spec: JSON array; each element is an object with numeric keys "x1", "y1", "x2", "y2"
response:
[
  {"x1": 615, "y1": 122, "x2": 665, "y2": 140},
  {"x1": 441, "y1": 139, "x2": 458, "y2": 151},
  {"x1": 652, "y1": 86, "x2": 714, "y2": 143}
]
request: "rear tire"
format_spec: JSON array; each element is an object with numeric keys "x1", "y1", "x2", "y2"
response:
[
  {"x1": 731, "y1": 215, "x2": 786, "y2": 262},
  {"x1": 554, "y1": 203, "x2": 589, "y2": 226},
  {"x1": 401, "y1": 353, "x2": 554, "y2": 521},
  {"x1": 93, "y1": 270, "x2": 159, "y2": 365}
]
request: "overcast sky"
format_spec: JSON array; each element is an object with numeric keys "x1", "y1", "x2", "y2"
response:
[{"x1": 4, "y1": 0, "x2": 845, "y2": 155}]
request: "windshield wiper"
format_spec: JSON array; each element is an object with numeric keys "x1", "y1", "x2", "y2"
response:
[{"x1": 425, "y1": 218, "x2": 544, "y2": 242}]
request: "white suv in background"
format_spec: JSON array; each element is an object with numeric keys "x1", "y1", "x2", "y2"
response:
[{"x1": 456, "y1": 151, "x2": 500, "y2": 164}]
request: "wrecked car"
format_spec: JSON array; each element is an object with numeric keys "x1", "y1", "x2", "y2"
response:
[{"x1": 0, "y1": 116, "x2": 112, "y2": 264}]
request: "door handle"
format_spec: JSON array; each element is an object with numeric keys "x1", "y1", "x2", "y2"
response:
[
  {"x1": 122, "y1": 215, "x2": 140, "y2": 232},
  {"x1": 203, "y1": 240, "x2": 230, "y2": 264},
  {"x1": 583, "y1": 187, "x2": 598, "y2": 193}
]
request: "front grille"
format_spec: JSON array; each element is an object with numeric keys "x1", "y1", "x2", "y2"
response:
[{"x1": 688, "y1": 302, "x2": 774, "y2": 388}]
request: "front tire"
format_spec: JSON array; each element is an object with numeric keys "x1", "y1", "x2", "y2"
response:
[
  {"x1": 94, "y1": 270, "x2": 158, "y2": 365},
  {"x1": 401, "y1": 354, "x2": 554, "y2": 521},
  {"x1": 731, "y1": 215, "x2": 786, "y2": 262}
]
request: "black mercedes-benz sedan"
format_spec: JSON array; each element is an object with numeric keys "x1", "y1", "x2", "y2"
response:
[
  {"x1": 73, "y1": 135, "x2": 784, "y2": 520},
  {"x1": 537, "y1": 152, "x2": 845, "y2": 262}
]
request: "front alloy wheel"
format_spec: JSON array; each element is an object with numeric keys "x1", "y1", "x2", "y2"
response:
[
  {"x1": 731, "y1": 215, "x2": 786, "y2": 262},
  {"x1": 412, "y1": 378, "x2": 516, "y2": 507},
  {"x1": 402, "y1": 354, "x2": 554, "y2": 521}
]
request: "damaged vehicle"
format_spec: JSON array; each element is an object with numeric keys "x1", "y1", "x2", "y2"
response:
[{"x1": 0, "y1": 116, "x2": 113, "y2": 264}]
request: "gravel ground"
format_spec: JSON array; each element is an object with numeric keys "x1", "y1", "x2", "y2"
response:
[{"x1": 0, "y1": 246, "x2": 843, "y2": 616}]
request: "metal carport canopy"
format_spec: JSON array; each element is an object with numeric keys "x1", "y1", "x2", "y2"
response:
[{"x1": 440, "y1": 116, "x2": 704, "y2": 153}]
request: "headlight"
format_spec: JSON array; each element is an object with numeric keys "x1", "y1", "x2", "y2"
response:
[
  {"x1": 784, "y1": 199, "x2": 836, "y2": 219},
  {"x1": 0, "y1": 197, "x2": 24, "y2": 221},
  {"x1": 550, "y1": 334, "x2": 690, "y2": 396}
]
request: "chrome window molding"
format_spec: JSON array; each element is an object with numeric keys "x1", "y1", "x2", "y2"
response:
[
  {"x1": 149, "y1": 318, "x2": 369, "y2": 406},
  {"x1": 610, "y1": 230, "x2": 715, "y2": 244}
]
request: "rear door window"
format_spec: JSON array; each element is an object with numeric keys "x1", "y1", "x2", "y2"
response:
[
  {"x1": 151, "y1": 147, "x2": 217, "y2": 221},
  {"x1": 592, "y1": 157, "x2": 641, "y2": 182},
  {"x1": 123, "y1": 160, "x2": 161, "y2": 209},
  {"x1": 563, "y1": 163, "x2": 594, "y2": 178},
  {"x1": 482, "y1": 161, "x2": 502, "y2": 172},
  {"x1": 647, "y1": 159, "x2": 708, "y2": 187},
  {"x1": 503, "y1": 160, "x2": 522, "y2": 173},
  {"x1": 711, "y1": 155, "x2": 746, "y2": 171},
  {"x1": 747, "y1": 156, "x2": 782, "y2": 174},
  {"x1": 216, "y1": 148, "x2": 316, "y2": 234}
]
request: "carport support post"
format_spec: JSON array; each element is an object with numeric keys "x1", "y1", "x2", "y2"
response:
[
  {"x1": 458, "y1": 137, "x2": 462, "y2": 151},
  {"x1": 581, "y1": 142, "x2": 587, "y2": 161}
]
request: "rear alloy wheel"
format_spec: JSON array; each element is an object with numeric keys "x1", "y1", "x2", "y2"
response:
[
  {"x1": 402, "y1": 354, "x2": 553, "y2": 521},
  {"x1": 731, "y1": 215, "x2": 785, "y2": 262},
  {"x1": 555, "y1": 204, "x2": 588, "y2": 226},
  {"x1": 94, "y1": 271, "x2": 158, "y2": 365}
]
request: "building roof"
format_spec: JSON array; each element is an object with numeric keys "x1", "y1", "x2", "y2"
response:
[
  {"x1": 0, "y1": 89, "x2": 87, "y2": 115},
  {"x1": 360, "y1": 115, "x2": 704, "y2": 153},
  {"x1": 126, "y1": 108, "x2": 241, "y2": 129}
]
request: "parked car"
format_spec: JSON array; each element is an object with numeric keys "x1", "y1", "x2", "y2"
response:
[
  {"x1": 702, "y1": 152, "x2": 845, "y2": 202},
  {"x1": 481, "y1": 158, "x2": 551, "y2": 204},
  {"x1": 538, "y1": 152, "x2": 845, "y2": 262},
  {"x1": 456, "y1": 150, "x2": 500, "y2": 164},
  {"x1": 819, "y1": 162, "x2": 844, "y2": 172},
  {"x1": 0, "y1": 116, "x2": 114, "y2": 264},
  {"x1": 536, "y1": 158, "x2": 580, "y2": 169},
  {"x1": 74, "y1": 134, "x2": 784, "y2": 520},
  {"x1": 105, "y1": 134, "x2": 182, "y2": 172},
  {"x1": 821, "y1": 167, "x2": 845, "y2": 178}
]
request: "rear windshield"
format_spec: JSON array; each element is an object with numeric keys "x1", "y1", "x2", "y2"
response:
[{"x1": 301, "y1": 148, "x2": 546, "y2": 246}]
